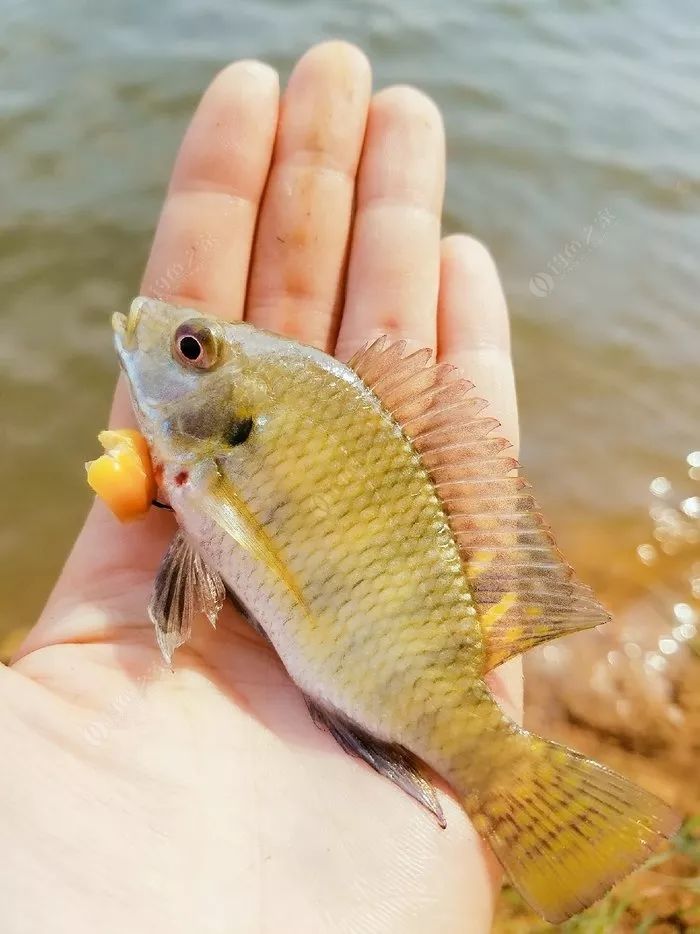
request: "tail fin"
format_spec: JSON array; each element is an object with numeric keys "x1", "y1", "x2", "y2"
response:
[{"x1": 472, "y1": 737, "x2": 680, "y2": 923}]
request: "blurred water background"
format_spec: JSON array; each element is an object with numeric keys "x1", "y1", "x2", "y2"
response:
[
  {"x1": 1, "y1": 0, "x2": 699, "y2": 927},
  {"x1": 1, "y1": 0, "x2": 697, "y2": 635}
]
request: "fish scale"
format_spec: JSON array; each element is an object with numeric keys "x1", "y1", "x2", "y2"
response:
[
  {"x1": 194, "y1": 356, "x2": 484, "y2": 737},
  {"x1": 113, "y1": 297, "x2": 680, "y2": 923}
]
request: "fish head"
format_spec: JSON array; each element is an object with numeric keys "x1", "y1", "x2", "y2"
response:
[{"x1": 112, "y1": 297, "x2": 259, "y2": 459}]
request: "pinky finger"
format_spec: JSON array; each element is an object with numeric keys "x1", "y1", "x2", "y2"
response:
[
  {"x1": 436, "y1": 233, "x2": 522, "y2": 724},
  {"x1": 436, "y1": 234, "x2": 518, "y2": 454}
]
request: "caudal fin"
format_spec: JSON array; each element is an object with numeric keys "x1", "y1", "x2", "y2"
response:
[{"x1": 472, "y1": 737, "x2": 680, "y2": 923}]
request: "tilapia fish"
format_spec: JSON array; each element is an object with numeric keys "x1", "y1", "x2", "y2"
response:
[{"x1": 113, "y1": 296, "x2": 679, "y2": 923}]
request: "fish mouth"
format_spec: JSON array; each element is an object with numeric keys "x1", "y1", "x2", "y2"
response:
[{"x1": 112, "y1": 297, "x2": 145, "y2": 349}]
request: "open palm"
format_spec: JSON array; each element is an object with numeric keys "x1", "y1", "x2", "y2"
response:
[{"x1": 2, "y1": 43, "x2": 522, "y2": 934}]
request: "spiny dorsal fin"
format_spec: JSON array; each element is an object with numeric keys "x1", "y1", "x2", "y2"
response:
[{"x1": 349, "y1": 338, "x2": 610, "y2": 670}]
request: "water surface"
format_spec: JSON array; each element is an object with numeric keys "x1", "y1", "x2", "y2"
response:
[{"x1": 1, "y1": 0, "x2": 698, "y2": 637}]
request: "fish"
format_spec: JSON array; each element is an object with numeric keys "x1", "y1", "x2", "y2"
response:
[{"x1": 112, "y1": 295, "x2": 680, "y2": 923}]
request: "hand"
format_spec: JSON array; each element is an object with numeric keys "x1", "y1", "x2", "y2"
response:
[{"x1": 2, "y1": 42, "x2": 521, "y2": 934}]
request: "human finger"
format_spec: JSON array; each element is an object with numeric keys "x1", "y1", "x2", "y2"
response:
[{"x1": 245, "y1": 41, "x2": 371, "y2": 350}]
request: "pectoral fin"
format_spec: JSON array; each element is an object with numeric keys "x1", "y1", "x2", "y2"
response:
[
  {"x1": 149, "y1": 530, "x2": 226, "y2": 664},
  {"x1": 197, "y1": 465, "x2": 308, "y2": 611},
  {"x1": 306, "y1": 699, "x2": 446, "y2": 828}
]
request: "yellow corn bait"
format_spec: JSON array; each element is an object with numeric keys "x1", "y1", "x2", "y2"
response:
[{"x1": 86, "y1": 429, "x2": 156, "y2": 521}]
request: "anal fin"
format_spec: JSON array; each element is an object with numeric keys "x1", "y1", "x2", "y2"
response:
[{"x1": 305, "y1": 699, "x2": 446, "y2": 828}]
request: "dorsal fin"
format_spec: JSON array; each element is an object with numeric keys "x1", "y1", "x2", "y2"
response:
[{"x1": 349, "y1": 338, "x2": 610, "y2": 671}]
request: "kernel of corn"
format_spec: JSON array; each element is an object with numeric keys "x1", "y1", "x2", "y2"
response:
[{"x1": 86, "y1": 428, "x2": 156, "y2": 522}]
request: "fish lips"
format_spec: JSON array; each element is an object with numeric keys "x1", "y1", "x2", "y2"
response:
[
  {"x1": 111, "y1": 301, "x2": 154, "y2": 429},
  {"x1": 113, "y1": 297, "x2": 145, "y2": 347}
]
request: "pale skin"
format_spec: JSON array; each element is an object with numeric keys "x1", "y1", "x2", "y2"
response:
[{"x1": 1, "y1": 42, "x2": 523, "y2": 934}]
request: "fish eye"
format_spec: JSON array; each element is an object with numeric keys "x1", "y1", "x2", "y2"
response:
[{"x1": 172, "y1": 319, "x2": 220, "y2": 370}]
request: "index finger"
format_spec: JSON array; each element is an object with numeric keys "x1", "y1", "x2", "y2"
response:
[
  {"x1": 141, "y1": 59, "x2": 279, "y2": 318},
  {"x1": 111, "y1": 59, "x2": 279, "y2": 427}
]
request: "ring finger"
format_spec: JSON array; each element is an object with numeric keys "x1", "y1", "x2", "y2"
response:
[{"x1": 335, "y1": 85, "x2": 445, "y2": 361}]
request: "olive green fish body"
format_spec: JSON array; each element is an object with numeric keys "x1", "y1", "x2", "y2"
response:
[
  {"x1": 114, "y1": 298, "x2": 680, "y2": 923},
  {"x1": 171, "y1": 348, "x2": 492, "y2": 760}
]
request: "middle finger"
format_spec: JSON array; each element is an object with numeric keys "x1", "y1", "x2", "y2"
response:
[
  {"x1": 245, "y1": 42, "x2": 371, "y2": 350},
  {"x1": 335, "y1": 85, "x2": 445, "y2": 361}
]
